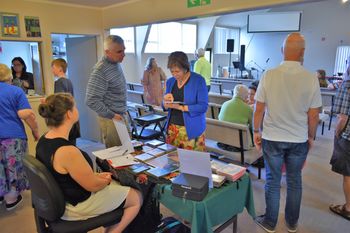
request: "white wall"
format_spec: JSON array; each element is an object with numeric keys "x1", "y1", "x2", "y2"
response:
[{"x1": 240, "y1": 0, "x2": 350, "y2": 76}]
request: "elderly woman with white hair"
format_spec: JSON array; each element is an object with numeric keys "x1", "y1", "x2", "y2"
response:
[
  {"x1": 218, "y1": 84, "x2": 253, "y2": 126},
  {"x1": 0, "y1": 63, "x2": 39, "y2": 210}
]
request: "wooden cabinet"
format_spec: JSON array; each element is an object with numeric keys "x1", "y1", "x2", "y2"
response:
[{"x1": 24, "y1": 95, "x2": 48, "y2": 156}]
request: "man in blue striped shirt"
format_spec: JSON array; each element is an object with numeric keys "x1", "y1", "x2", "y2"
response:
[{"x1": 85, "y1": 35, "x2": 127, "y2": 148}]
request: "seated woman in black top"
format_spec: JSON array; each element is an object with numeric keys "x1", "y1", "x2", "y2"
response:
[
  {"x1": 11, "y1": 57, "x2": 35, "y2": 93},
  {"x1": 36, "y1": 93, "x2": 142, "y2": 233}
]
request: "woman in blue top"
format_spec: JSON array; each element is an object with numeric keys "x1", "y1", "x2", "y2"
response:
[
  {"x1": 0, "y1": 64, "x2": 39, "y2": 211},
  {"x1": 163, "y1": 51, "x2": 208, "y2": 151}
]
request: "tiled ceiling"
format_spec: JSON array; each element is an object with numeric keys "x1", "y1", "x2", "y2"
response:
[{"x1": 40, "y1": 0, "x2": 133, "y2": 8}]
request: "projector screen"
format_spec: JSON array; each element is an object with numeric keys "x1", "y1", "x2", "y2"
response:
[{"x1": 247, "y1": 12, "x2": 301, "y2": 33}]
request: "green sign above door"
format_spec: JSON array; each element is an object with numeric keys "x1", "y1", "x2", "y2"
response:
[{"x1": 187, "y1": 0, "x2": 211, "y2": 8}]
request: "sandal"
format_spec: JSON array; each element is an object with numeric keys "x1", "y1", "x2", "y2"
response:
[{"x1": 329, "y1": 204, "x2": 350, "y2": 221}]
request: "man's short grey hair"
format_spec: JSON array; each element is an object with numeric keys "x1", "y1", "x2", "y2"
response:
[
  {"x1": 104, "y1": 35, "x2": 124, "y2": 50},
  {"x1": 196, "y1": 48, "x2": 205, "y2": 57},
  {"x1": 233, "y1": 84, "x2": 249, "y2": 100}
]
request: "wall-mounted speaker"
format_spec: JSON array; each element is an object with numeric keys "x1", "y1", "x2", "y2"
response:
[
  {"x1": 226, "y1": 39, "x2": 234, "y2": 52},
  {"x1": 239, "y1": 45, "x2": 246, "y2": 70}
]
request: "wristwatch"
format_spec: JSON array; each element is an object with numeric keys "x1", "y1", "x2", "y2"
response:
[{"x1": 253, "y1": 129, "x2": 260, "y2": 133}]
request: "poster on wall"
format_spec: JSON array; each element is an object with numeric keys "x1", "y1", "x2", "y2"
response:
[
  {"x1": 24, "y1": 16, "x2": 41, "y2": 37},
  {"x1": 0, "y1": 13, "x2": 20, "y2": 37}
]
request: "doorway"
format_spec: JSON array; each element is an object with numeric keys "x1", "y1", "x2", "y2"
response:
[{"x1": 51, "y1": 34, "x2": 100, "y2": 142}]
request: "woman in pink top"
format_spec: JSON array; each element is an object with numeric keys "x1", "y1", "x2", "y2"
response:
[{"x1": 142, "y1": 57, "x2": 166, "y2": 106}]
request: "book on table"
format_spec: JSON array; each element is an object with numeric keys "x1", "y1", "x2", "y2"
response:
[
  {"x1": 157, "y1": 143, "x2": 177, "y2": 153},
  {"x1": 146, "y1": 139, "x2": 165, "y2": 147},
  {"x1": 147, "y1": 148, "x2": 166, "y2": 157},
  {"x1": 145, "y1": 154, "x2": 180, "y2": 178},
  {"x1": 129, "y1": 163, "x2": 151, "y2": 174},
  {"x1": 211, "y1": 159, "x2": 246, "y2": 181},
  {"x1": 134, "y1": 153, "x2": 155, "y2": 162}
]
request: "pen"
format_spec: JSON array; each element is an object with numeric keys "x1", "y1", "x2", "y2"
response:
[{"x1": 121, "y1": 150, "x2": 128, "y2": 156}]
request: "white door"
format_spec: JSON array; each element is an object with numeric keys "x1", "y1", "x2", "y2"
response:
[{"x1": 66, "y1": 36, "x2": 100, "y2": 142}]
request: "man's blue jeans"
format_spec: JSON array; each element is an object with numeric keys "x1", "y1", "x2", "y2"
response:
[{"x1": 262, "y1": 139, "x2": 308, "y2": 228}]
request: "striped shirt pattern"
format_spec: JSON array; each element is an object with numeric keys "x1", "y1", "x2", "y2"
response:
[
  {"x1": 85, "y1": 56, "x2": 127, "y2": 119},
  {"x1": 333, "y1": 80, "x2": 350, "y2": 140}
]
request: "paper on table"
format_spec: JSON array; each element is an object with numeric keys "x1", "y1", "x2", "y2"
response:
[
  {"x1": 92, "y1": 146, "x2": 123, "y2": 160},
  {"x1": 109, "y1": 154, "x2": 137, "y2": 167},
  {"x1": 177, "y1": 148, "x2": 213, "y2": 188},
  {"x1": 113, "y1": 119, "x2": 134, "y2": 153}
]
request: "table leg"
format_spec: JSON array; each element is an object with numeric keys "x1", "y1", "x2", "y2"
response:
[{"x1": 214, "y1": 215, "x2": 237, "y2": 233}]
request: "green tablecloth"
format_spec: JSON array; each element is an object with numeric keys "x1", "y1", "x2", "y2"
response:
[{"x1": 158, "y1": 173, "x2": 255, "y2": 233}]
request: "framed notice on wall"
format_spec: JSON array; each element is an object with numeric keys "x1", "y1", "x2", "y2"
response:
[
  {"x1": 0, "y1": 13, "x2": 20, "y2": 37},
  {"x1": 24, "y1": 16, "x2": 41, "y2": 37}
]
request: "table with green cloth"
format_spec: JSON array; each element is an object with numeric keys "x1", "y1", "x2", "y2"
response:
[{"x1": 157, "y1": 173, "x2": 255, "y2": 233}]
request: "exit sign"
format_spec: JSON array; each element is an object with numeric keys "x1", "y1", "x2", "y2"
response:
[{"x1": 187, "y1": 0, "x2": 211, "y2": 8}]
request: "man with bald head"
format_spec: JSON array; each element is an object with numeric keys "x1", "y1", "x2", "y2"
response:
[{"x1": 253, "y1": 33, "x2": 321, "y2": 232}]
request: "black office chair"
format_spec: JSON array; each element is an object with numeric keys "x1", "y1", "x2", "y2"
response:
[{"x1": 23, "y1": 155, "x2": 124, "y2": 233}]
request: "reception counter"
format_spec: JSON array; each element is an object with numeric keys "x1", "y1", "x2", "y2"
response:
[{"x1": 24, "y1": 95, "x2": 48, "y2": 156}]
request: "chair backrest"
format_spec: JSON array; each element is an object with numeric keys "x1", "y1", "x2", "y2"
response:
[
  {"x1": 208, "y1": 93, "x2": 231, "y2": 105},
  {"x1": 127, "y1": 90, "x2": 145, "y2": 104},
  {"x1": 205, "y1": 118, "x2": 253, "y2": 150},
  {"x1": 206, "y1": 103, "x2": 221, "y2": 119},
  {"x1": 23, "y1": 155, "x2": 66, "y2": 222}
]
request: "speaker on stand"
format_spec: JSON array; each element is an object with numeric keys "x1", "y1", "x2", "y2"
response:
[
  {"x1": 239, "y1": 45, "x2": 246, "y2": 78},
  {"x1": 227, "y1": 39, "x2": 234, "y2": 77}
]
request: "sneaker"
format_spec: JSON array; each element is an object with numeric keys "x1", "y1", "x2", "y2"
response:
[
  {"x1": 6, "y1": 195, "x2": 23, "y2": 211},
  {"x1": 286, "y1": 222, "x2": 298, "y2": 233},
  {"x1": 255, "y1": 215, "x2": 276, "y2": 233}
]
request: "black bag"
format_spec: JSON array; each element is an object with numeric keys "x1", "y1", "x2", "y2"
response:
[
  {"x1": 96, "y1": 157, "x2": 162, "y2": 233},
  {"x1": 156, "y1": 217, "x2": 191, "y2": 233}
]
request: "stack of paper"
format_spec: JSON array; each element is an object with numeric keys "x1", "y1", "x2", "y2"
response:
[
  {"x1": 92, "y1": 146, "x2": 137, "y2": 168},
  {"x1": 211, "y1": 159, "x2": 229, "y2": 173},
  {"x1": 212, "y1": 174, "x2": 226, "y2": 188},
  {"x1": 216, "y1": 163, "x2": 246, "y2": 182}
]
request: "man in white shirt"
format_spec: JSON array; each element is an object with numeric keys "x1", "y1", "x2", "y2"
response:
[{"x1": 253, "y1": 33, "x2": 322, "y2": 233}]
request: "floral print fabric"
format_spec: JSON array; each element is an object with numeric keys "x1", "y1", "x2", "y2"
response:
[
  {"x1": 166, "y1": 124, "x2": 205, "y2": 151},
  {"x1": 0, "y1": 139, "x2": 29, "y2": 196}
]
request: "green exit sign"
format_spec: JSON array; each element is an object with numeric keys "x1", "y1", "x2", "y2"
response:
[{"x1": 187, "y1": 0, "x2": 211, "y2": 8}]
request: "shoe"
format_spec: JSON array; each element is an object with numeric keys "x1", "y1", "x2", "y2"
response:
[
  {"x1": 6, "y1": 195, "x2": 23, "y2": 211},
  {"x1": 255, "y1": 215, "x2": 276, "y2": 233},
  {"x1": 0, "y1": 196, "x2": 3, "y2": 204},
  {"x1": 286, "y1": 222, "x2": 298, "y2": 232},
  {"x1": 329, "y1": 204, "x2": 350, "y2": 221}
]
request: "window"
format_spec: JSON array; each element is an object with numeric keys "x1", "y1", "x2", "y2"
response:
[
  {"x1": 110, "y1": 27, "x2": 135, "y2": 53},
  {"x1": 334, "y1": 46, "x2": 350, "y2": 76},
  {"x1": 214, "y1": 27, "x2": 240, "y2": 54},
  {"x1": 145, "y1": 22, "x2": 196, "y2": 53}
]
